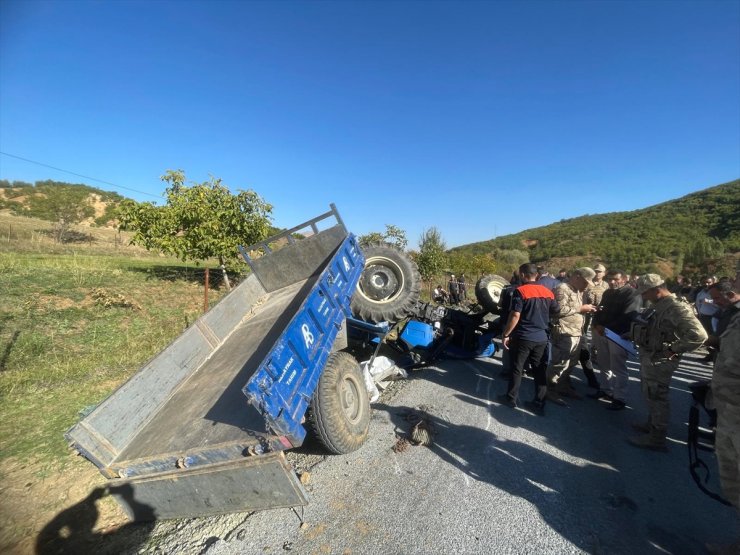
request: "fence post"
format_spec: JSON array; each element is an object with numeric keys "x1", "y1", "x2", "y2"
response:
[{"x1": 204, "y1": 268, "x2": 210, "y2": 312}]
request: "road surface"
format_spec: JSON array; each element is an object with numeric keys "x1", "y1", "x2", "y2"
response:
[{"x1": 129, "y1": 348, "x2": 738, "y2": 555}]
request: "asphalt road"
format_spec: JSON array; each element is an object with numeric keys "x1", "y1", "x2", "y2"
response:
[{"x1": 139, "y1": 347, "x2": 738, "y2": 555}]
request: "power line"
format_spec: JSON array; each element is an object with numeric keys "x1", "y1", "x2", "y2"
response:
[{"x1": 0, "y1": 151, "x2": 162, "y2": 199}]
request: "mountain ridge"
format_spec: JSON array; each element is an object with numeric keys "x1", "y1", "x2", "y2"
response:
[{"x1": 449, "y1": 179, "x2": 739, "y2": 275}]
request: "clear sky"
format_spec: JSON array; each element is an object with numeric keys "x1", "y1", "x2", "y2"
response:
[{"x1": 1, "y1": 0, "x2": 738, "y2": 248}]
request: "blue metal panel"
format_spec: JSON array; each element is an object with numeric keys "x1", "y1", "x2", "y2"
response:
[
  {"x1": 400, "y1": 321, "x2": 435, "y2": 348},
  {"x1": 243, "y1": 235, "x2": 365, "y2": 447},
  {"x1": 443, "y1": 333, "x2": 498, "y2": 359}
]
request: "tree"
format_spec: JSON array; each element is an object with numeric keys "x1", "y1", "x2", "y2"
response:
[
  {"x1": 34, "y1": 185, "x2": 95, "y2": 243},
  {"x1": 117, "y1": 170, "x2": 273, "y2": 289},
  {"x1": 415, "y1": 227, "x2": 448, "y2": 282},
  {"x1": 358, "y1": 224, "x2": 408, "y2": 250}
]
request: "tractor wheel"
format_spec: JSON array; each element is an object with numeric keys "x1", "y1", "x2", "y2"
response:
[
  {"x1": 475, "y1": 274, "x2": 510, "y2": 314},
  {"x1": 308, "y1": 352, "x2": 370, "y2": 455},
  {"x1": 350, "y1": 244, "x2": 420, "y2": 323}
]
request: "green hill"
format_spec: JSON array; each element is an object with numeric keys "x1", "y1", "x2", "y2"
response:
[
  {"x1": 0, "y1": 179, "x2": 127, "y2": 226},
  {"x1": 450, "y1": 179, "x2": 740, "y2": 276}
]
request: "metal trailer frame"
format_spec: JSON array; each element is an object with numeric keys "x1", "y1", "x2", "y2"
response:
[{"x1": 66, "y1": 205, "x2": 366, "y2": 520}]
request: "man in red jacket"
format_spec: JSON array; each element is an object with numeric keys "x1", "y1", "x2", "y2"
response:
[{"x1": 498, "y1": 263, "x2": 560, "y2": 415}]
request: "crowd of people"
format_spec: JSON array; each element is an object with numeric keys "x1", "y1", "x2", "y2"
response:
[{"x1": 493, "y1": 262, "x2": 739, "y2": 553}]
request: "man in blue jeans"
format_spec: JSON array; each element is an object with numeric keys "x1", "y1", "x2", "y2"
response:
[{"x1": 498, "y1": 263, "x2": 560, "y2": 415}]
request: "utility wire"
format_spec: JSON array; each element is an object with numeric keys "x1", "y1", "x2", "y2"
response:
[{"x1": 0, "y1": 151, "x2": 162, "y2": 199}]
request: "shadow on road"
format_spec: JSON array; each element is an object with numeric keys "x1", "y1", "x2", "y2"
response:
[
  {"x1": 375, "y1": 353, "x2": 726, "y2": 554},
  {"x1": 35, "y1": 484, "x2": 155, "y2": 555}
]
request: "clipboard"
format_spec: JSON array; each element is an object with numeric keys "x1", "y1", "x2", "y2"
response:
[{"x1": 605, "y1": 327, "x2": 638, "y2": 357}]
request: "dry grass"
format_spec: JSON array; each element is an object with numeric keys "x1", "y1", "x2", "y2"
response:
[{"x1": 0, "y1": 214, "x2": 242, "y2": 553}]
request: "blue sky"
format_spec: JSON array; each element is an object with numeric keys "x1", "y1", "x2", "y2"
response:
[{"x1": 1, "y1": 0, "x2": 738, "y2": 248}]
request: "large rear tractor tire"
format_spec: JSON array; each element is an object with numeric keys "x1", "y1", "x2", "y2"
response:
[
  {"x1": 475, "y1": 274, "x2": 510, "y2": 314},
  {"x1": 308, "y1": 352, "x2": 370, "y2": 455},
  {"x1": 350, "y1": 244, "x2": 421, "y2": 323}
]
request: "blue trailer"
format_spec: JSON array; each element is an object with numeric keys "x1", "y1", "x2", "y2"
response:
[{"x1": 66, "y1": 205, "x2": 503, "y2": 521}]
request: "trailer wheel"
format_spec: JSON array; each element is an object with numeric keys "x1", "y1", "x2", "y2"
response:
[
  {"x1": 475, "y1": 274, "x2": 510, "y2": 314},
  {"x1": 351, "y1": 244, "x2": 421, "y2": 323},
  {"x1": 308, "y1": 352, "x2": 370, "y2": 455}
]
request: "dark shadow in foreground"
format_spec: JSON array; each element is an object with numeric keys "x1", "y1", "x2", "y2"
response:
[{"x1": 35, "y1": 484, "x2": 155, "y2": 555}]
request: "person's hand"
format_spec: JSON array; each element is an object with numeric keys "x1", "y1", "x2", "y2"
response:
[
  {"x1": 664, "y1": 349, "x2": 678, "y2": 360},
  {"x1": 581, "y1": 304, "x2": 597, "y2": 313},
  {"x1": 503, "y1": 336, "x2": 510, "y2": 350}
]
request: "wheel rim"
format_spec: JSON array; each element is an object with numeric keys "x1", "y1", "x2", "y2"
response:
[
  {"x1": 487, "y1": 283, "x2": 502, "y2": 304},
  {"x1": 357, "y1": 256, "x2": 405, "y2": 303},
  {"x1": 340, "y1": 375, "x2": 362, "y2": 424}
]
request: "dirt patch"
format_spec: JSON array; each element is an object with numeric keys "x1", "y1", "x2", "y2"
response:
[
  {"x1": 34, "y1": 295, "x2": 79, "y2": 311},
  {"x1": 0, "y1": 455, "x2": 129, "y2": 554}
]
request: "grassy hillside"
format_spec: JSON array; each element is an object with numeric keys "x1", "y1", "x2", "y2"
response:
[
  {"x1": 0, "y1": 179, "x2": 128, "y2": 227},
  {"x1": 0, "y1": 214, "x2": 237, "y2": 552},
  {"x1": 450, "y1": 179, "x2": 740, "y2": 275}
]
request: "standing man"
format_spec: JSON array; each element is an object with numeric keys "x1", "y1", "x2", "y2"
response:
[
  {"x1": 695, "y1": 275, "x2": 718, "y2": 335},
  {"x1": 497, "y1": 263, "x2": 560, "y2": 415},
  {"x1": 458, "y1": 274, "x2": 468, "y2": 302},
  {"x1": 536, "y1": 266, "x2": 560, "y2": 291},
  {"x1": 628, "y1": 274, "x2": 708, "y2": 451},
  {"x1": 546, "y1": 268, "x2": 598, "y2": 405},
  {"x1": 578, "y1": 263, "x2": 609, "y2": 389},
  {"x1": 709, "y1": 279, "x2": 740, "y2": 553},
  {"x1": 448, "y1": 274, "x2": 459, "y2": 305},
  {"x1": 583, "y1": 264, "x2": 609, "y2": 334},
  {"x1": 590, "y1": 269, "x2": 643, "y2": 410}
]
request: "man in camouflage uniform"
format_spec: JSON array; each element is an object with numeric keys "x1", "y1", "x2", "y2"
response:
[
  {"x1": 709, "y1": 278, "x2": 740, "y2": 553},
  {"x1": 583, "y1": 263, "x2": 609, "y2": 333},
  {"x1": 629, "y1": 274, "x2": 708, "y2": 451},
  {"x1": 577, "y1": 263, "x2": 609, "y2": 389},
  {"x1": 546, "y1": 267, "x2": 598, "y2": 405}
]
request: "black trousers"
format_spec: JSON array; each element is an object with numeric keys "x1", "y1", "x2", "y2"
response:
[{"x1": 507, "y1": 338, "x2": 548, "y2": 402}]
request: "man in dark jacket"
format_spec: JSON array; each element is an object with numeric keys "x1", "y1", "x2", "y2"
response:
[
  {"x1": 498, "y1": 263, "x2": 560, "y2": 414},
  {"x1": 590, "y1": 269, "x2": 643, "y2": 410}
]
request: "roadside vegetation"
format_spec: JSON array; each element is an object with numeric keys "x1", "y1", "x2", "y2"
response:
[{"x1": 0, "y1": 214, "x2": 234, "y2": 468}]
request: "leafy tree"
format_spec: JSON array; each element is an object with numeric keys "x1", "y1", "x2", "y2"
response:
[
  {"x1": 416, "y1": 227, "x2": 448, "y2": 282},
  {"x1": 358, "y1": 224, "x2": 408, "y2": 250},
  {"x1": 18, "y1": 185, "x2": 96, "y2": 242},
  {"x1": 118, "y1": 170, "x2": 273, "y2": 289}
]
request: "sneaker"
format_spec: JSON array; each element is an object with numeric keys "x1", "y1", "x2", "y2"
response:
[
  {"x1": 496, "y1": 393, "x2": 517, "y2": 408},
  {"x1": 524, "y1": 400, "x2": 546, "y2": 416},
  {"x1": 627, "y1": 434, "x2": 668, "y2": 452},
  {"x1": 588, "y1": 390, "x2": 613, "y2": 401},
  {"x1": 607, "y1": 399, "x2": 627, "y2": 411}
]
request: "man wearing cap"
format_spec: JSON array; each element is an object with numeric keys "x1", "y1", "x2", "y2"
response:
[
  {"x1": 576, "y1": 263, "x2": 610, "y2": 390},
  {"x1": 584, "y1": 264, "x2": 608, "y2": 333},
  {"x1": 590, "y1": 269, "x2": 643, "y2": 410},
  {"x1": 629, "y1": 274, "x2": 707, "y2": 451},
  {"x1": 546, "y1": 268, "x2": 599, "y2": 405}
]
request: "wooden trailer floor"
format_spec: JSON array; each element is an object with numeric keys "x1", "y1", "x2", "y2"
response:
[{"x1": 116, "y1": 276, "x2": 319, "y2": 463}]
